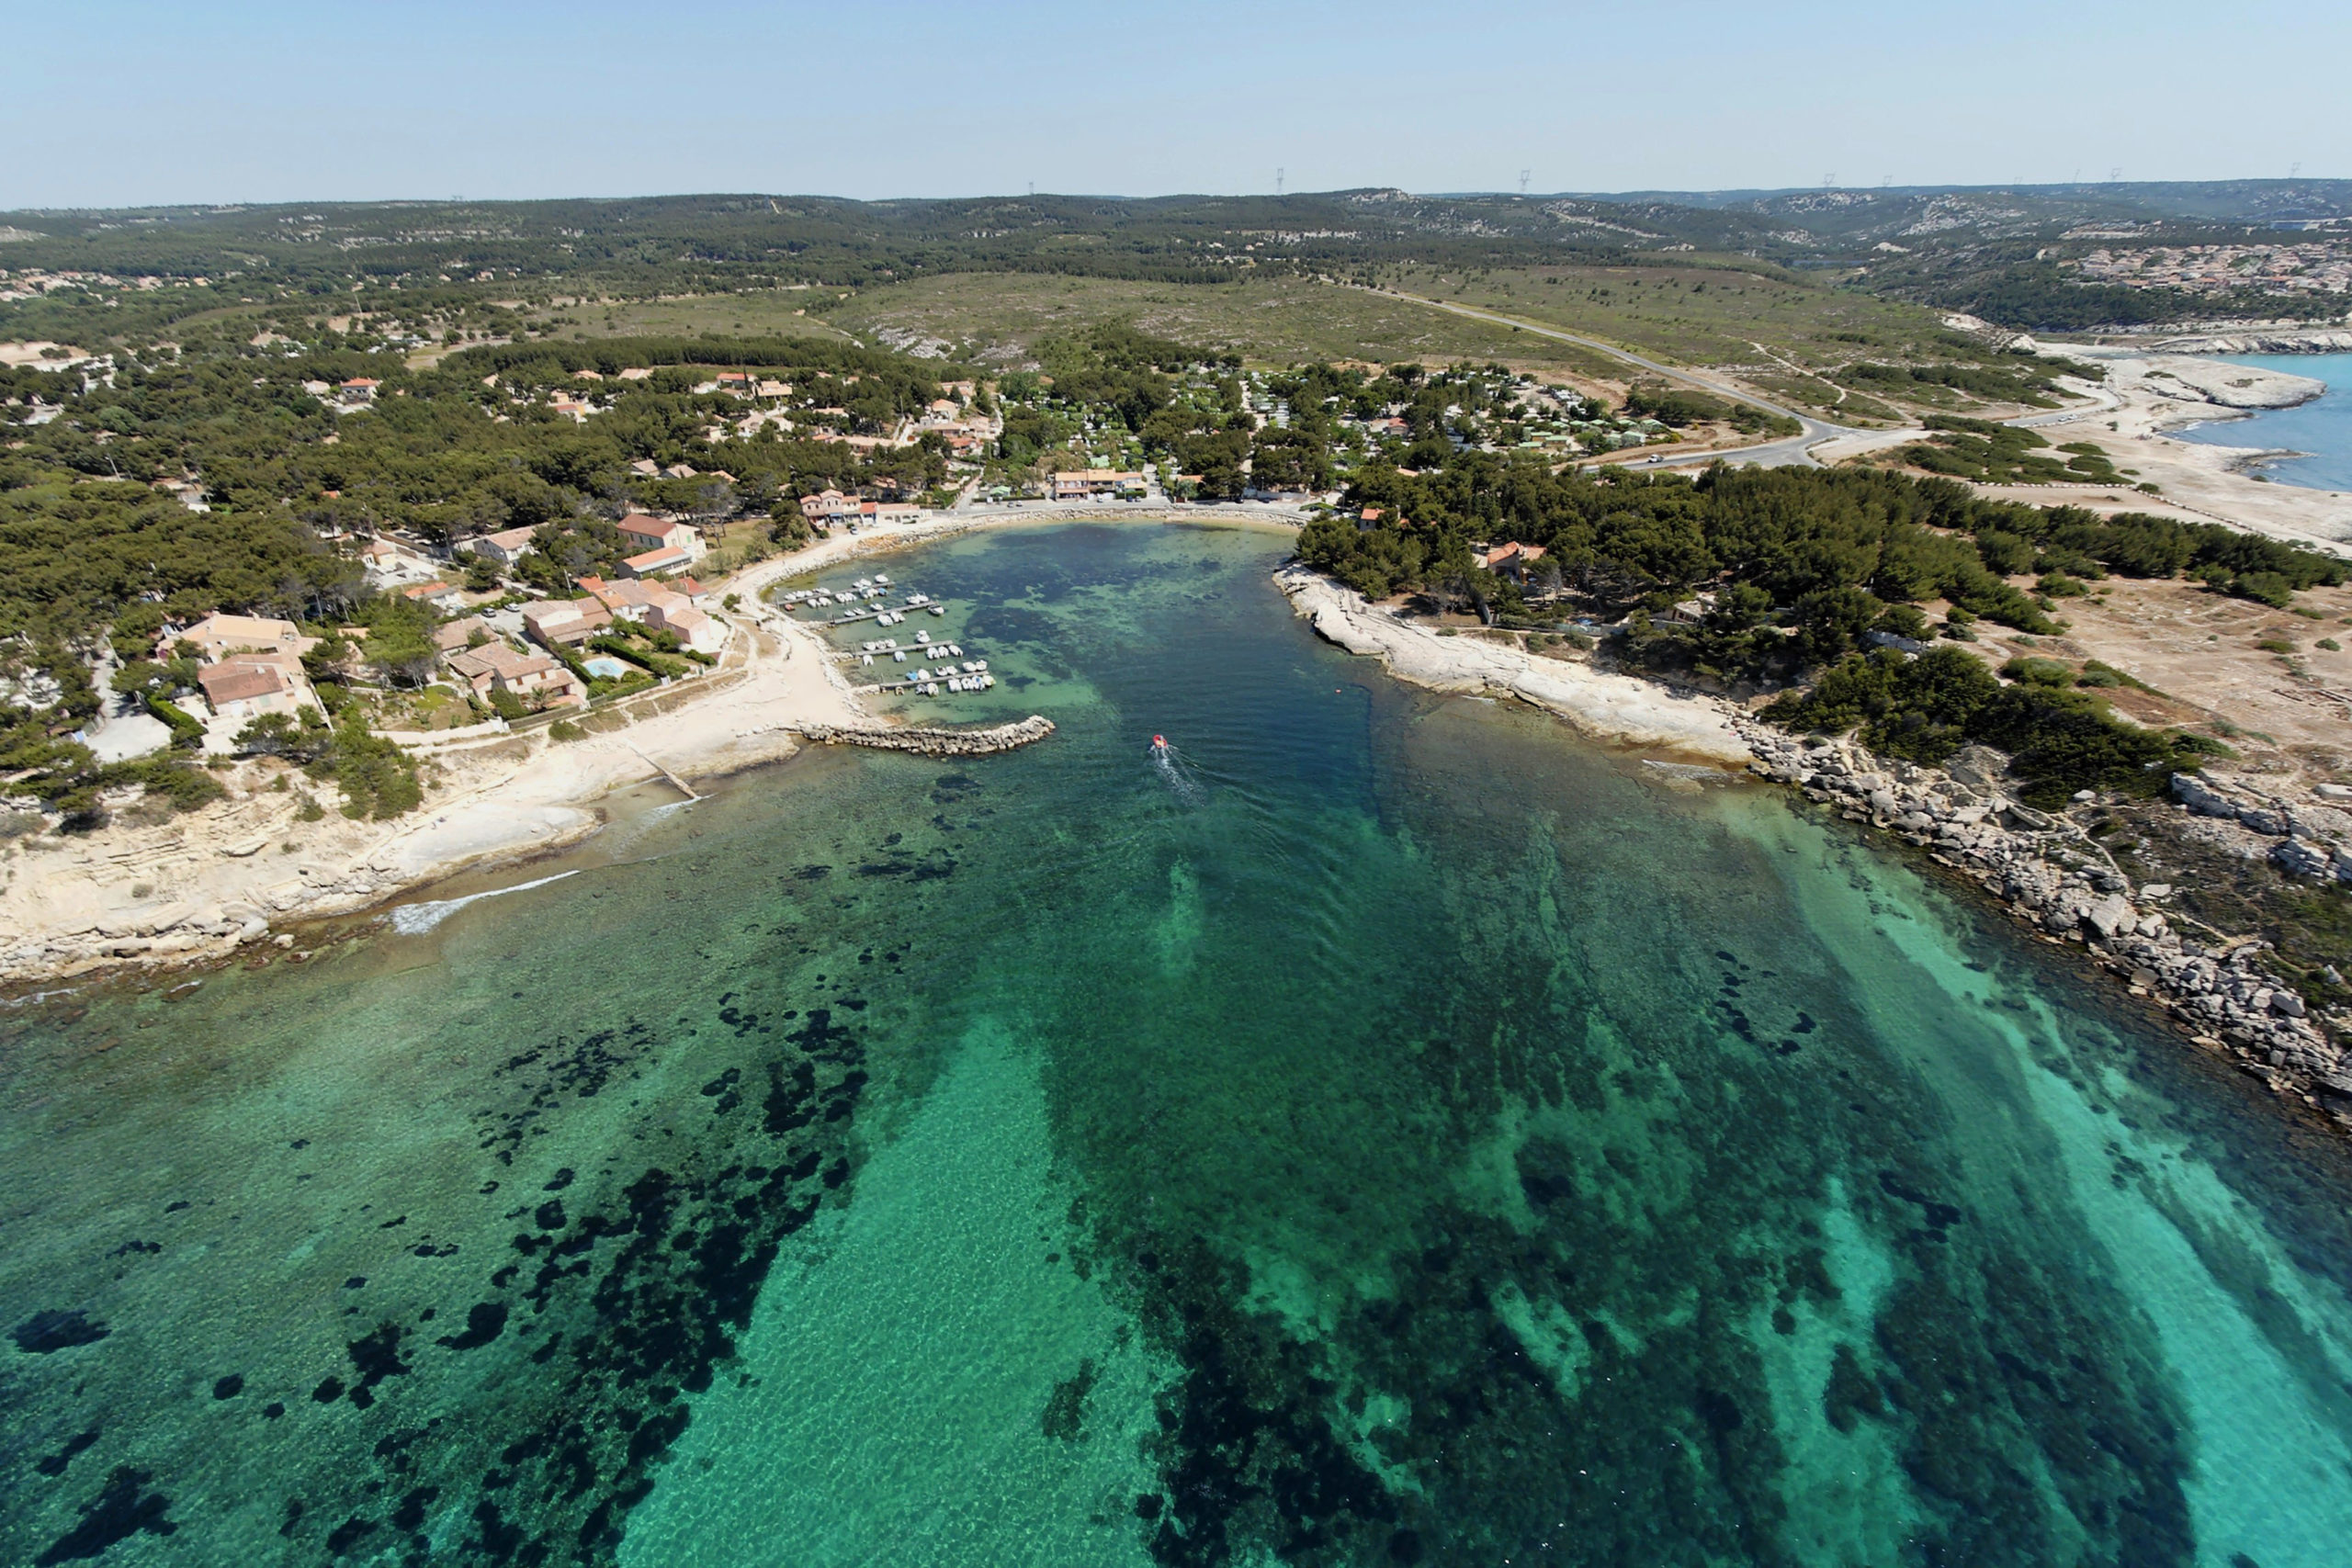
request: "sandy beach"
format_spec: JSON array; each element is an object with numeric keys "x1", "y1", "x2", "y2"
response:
[
  {"x1": 1813, "y1": 351, "x2": 2352, "y2": 553},
  {"x1": 0, "y1": 506, "x2": 1300, "y2": 989}
]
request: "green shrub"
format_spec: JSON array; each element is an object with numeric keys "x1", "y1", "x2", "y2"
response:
[
  {"x1": 1871, "y1": 604, "x2": 1929, "y2": 639},
  {"x1": 548, "y1": 718, "x2": 585, "y2": 741},
  {"x1": 144, "y1": 694, "x2": 207, "y2": 750},
  {"x1": 1999, "y1": 657, "x2": 2074, "y2": 687},
  {"x1": 1767, "y1": 645, "x2": 2209, "y2": 805},
  {"x1": 304, "y1": 717, "x2": 421, "y2": 819}
]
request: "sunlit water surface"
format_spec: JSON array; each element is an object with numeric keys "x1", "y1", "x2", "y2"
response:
[
  {"x1": 6, "y1": 523, "x2": 2352, "y2": 1568},
  {"x1": 2177, "y1": 352, "x2": 2352, "y2": 492}
]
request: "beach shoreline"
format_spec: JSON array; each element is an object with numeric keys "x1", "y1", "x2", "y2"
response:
[
  {"x1": 1273, "y1": 564, "x2": 1752, "y2": 764},
  {"x1": 1276, "y1": 559, "x2": 2352, "y2": 1135},
  {"x1": 0, "y1": 506, "x2": 1301, "y2": 993}
]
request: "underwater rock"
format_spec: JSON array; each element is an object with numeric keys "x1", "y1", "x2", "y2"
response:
[{"x1": 11, "y1": 1310, "x2": 109, "y2": 1354}]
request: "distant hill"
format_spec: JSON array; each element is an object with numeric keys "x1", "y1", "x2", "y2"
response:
[{"x1": 4, "y1": 180, "x2": 2345, "y2": 342}]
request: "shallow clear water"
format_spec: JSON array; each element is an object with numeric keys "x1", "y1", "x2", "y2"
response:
[
  {"x1": 7, "y1": 522, "x2": 2352, "y2": 1567},
  {"x1": 2176, "y1": 353, "x2": 2352, "y2": 492}
]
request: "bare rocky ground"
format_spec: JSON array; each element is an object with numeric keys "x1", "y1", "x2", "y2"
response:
[{"x1": 1967, "y1": 576, "x2": 2352, "y2": 766}]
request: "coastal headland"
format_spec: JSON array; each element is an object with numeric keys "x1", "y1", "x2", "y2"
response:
[{"x1": 1279, "y1": 557, "x2": 2352, "y2": 1134}]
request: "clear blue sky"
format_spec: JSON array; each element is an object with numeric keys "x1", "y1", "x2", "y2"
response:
[{"x1": 5, "y1": 0, "x2": 2342, "y2": 209}]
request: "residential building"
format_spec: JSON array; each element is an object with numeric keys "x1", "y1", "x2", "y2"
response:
[
  {"x1": 358, "y1": 536, "x2": 440, "y2": 585},
  {"x1": 616, "y1": 513, "x2": 700, "y2": 558},
  {"x1": 646, "y1": 603, "x2": 726, "y2": 655},
  {"x1": 799, "y1": 489, "x2": 856, "y2": 522},
  {"x1": 573, "y1": 577, "x2": 725, "y2": 654},
  {"x1": 1051, "y1": 469, "x2": 1148, "y2": 500},
  {"x1": 171, "y1": 614, "x2": 314, "y2": 663},
  {"x1": 196, "y1": 660, "x2": 292, "y2": 714},
  {"x1": 434, "y1": 615, "x2": 492, "y2": 653},
  {"x1": 194, "y1": 660, "x2": 300, "y2": 753},
  {"x1": 445, "y1": 643, "x2": 582, "y2": 706},
  {"x1": 1478, "y1": 542, "x2": 1547, "y2": 582},
  {"x1": 338, "y1": 378, "x2": 379, "y2": 404},
  {"x1": 154, "y1": 477, "x2": 209, "y2": 513},
  {"x1": 619, "y1": 545, "x2": 691, "y2": 580},
  {"x1": 401, "y1": 581, "x2": 464, "y2": 608},
  {"x1": 465, "y1": 525, "x2": 541, "y2": 565},
  {"x1": 522, "y1": 598, "x2": 613, "y2": 649},
  {"x1": 577, "y1": 578, "x2": 660, "y2": 621}
]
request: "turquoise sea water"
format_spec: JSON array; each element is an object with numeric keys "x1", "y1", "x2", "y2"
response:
[
  {"x1": 7, "y1": 522, "x2": 2352, "y2": 1566},
  {"x1": 2176, "y1": 353, "x2": 2352, "y2": 492}
]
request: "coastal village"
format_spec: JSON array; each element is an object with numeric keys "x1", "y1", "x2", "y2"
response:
[
  {"x1": 17, "y1": 57, "x2": 2352, "y2": 1558},
  {"x1": 6, "y1": 211, "x2": 2352, "y2": 1150},
  {"x1": 2071, "y1": 237, "x2": 2352, "y2": 299}
]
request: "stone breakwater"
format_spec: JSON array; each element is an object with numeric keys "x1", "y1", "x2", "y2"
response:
[
  {"x1": 791, "y1": 716, "x2": 1057, "y2": 756},
  {"x1": 1738, "y1": 720, "x2": 2352, "y2": 1122}
]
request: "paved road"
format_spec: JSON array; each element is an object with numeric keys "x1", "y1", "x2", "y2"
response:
[
  {"x1": 2009, "y1": 379, "x2": 2121, "y2": 429},
  {"x1": 1358, "y1": 286, "x2": 1864, "y2": 468},
  {"x1": 1365, "y1": 285, "x2": 2141, "y2": 467}
]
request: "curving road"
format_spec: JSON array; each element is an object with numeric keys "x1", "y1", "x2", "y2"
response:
[{"x1": 1357, "y1": 285, "x2": 1864, "y2": 468}]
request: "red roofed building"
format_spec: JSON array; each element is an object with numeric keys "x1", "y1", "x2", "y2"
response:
[
  {"x1": 616, "y1": 513, "x2": 700, "y2": 558},
  {"x1": 197, "y1": 660, "x2": 288, "y2": 712},
  {"x1": 445, "y1": 642, "x2": 582, "y2": 707},
  {"x1": 799, "y1": 489, "x2": 855, "y2": 522},
  {"x1": 1478, "y1": 542, "x2": 1547, "y2": 582},
  {"x1": 1050, "y1": 469, "x2": 1147, "y2": 500}
]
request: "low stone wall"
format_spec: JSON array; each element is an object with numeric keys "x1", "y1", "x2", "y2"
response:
[
  {"x1": 792, "y1": 715, "x2": 1056, "y2": 756},
  {"x1": 1738, "y1": 719, "x2": 2351, "y2": 1122}
]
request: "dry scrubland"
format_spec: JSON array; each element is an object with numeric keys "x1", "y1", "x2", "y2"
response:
[
  {"x1": 1382, "y1": 260, "x2": 1937, "y2": 363},
  {"x1": 800, "y1": 273, "x2": 1633, "y2": 378},
  {"x1": 1967, "y1": 578, "x2": 2352, "y2": 765}
]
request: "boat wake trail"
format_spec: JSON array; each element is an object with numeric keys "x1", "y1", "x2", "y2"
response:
[{"x1": 1150, "y1": 737, "x2": 1204, "y2": 805}]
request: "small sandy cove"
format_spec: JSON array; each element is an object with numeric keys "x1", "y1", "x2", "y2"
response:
[
  {"x1": 0, "y1": 508, "x2": 1292, "y2": 987},
  {"x1": 1815, "y1": 351, "x2": 2351, "y2": 553}
]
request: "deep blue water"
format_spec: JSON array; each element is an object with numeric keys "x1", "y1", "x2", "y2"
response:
[{"x1": 2177, "y1": 353, "x2": 2352, "y2": 492}]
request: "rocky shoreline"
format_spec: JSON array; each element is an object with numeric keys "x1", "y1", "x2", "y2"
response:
[
  {"x1": 1277, "y1": 561, "x2": 2352, "y2": 1132},
  {"x1": 1737, "y1": 722, "x2": 2350, "y2": 1127},
  {"x1": 2143, "y1": 327, "x2": 2352, "y2": 356},
  {"x1": 791, "y1": 716, "x2": 1057, "y2": 756}
]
